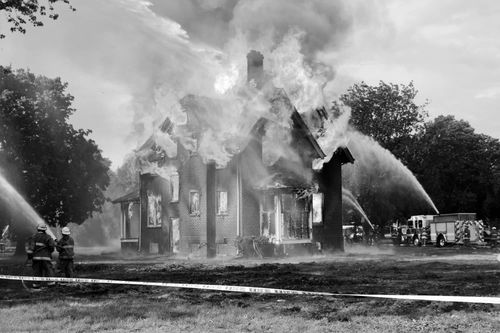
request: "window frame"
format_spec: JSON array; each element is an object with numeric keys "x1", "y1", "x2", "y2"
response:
[
  {"x1": 146, "y1": 190, "x2": 162, "y2": 228},
  {"x1": 217, "y1": 190, "x2": 228, "y2": 215},
  {"x1": 170, "y1": 172, "x2": 179, "y2": 203},
  {"x1": 312, "y1": 193, "x2": 324, "y2": 225},
  {"x1": 189, "y1": 190, "x2": 201, "y2": 216}
]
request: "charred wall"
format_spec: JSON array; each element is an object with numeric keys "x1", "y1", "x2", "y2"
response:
[
  {"x1": 238, "y1": 126, "x2": 265, "y2": 238},
  {"x1": 178, "y1": 153, "x2": 207, "y2": 250}
]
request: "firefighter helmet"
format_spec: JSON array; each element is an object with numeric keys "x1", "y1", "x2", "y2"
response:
[
  {"x1": 61, "y1": 227, "x2": 71, "y2": 235},
  {"x1": 37, "y1": 223, "x2": 47, "y2": 231}
]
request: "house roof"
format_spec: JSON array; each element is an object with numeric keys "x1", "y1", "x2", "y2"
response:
[
  {"x1": 291, "y1": 109, "x2": 326, "y2": 159},
  {"x1": 336, "y1": 146, "x2": 355, "y2": 165},
  {"x1": 138, "y1": 118, "x2": 174, "y2": 152},
  {"x1": 255, "y1": 159, "x2": 315, "y2": 190},
  {"x1": 244, "y1": 88, "x2": 325, "y2": 160},
  {"x1": 111, "y1": 190, "x2": 140, "y2": 204},
  {"x1": 138, "y1": 88, "x2": 326, "y2": 162}
]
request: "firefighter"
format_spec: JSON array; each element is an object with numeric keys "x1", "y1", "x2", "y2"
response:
[
  {"x1": 491, "y1": 227, "x2": 498, "y2": 249},
  {"x1": 28, "y1": 223, "x2": 55, "y2": 288},
  {"x1": 463, "y1": 225, "x2": 471, "y2": 247},
  {"x1": 56, "y1": 227, "x2": 74, "y2": 277},
  {"x1": 421, "y1": 227, "x2": 429, "y2": 246}
]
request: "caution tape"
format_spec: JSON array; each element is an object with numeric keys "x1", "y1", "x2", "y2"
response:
[{"x1": 1, "y1": 274, "x2": 499, "y2": 304}]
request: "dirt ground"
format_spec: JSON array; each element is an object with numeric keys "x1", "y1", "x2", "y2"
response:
[{"x1": 0, "y1": 244, "x2": 499, "y2": 332}]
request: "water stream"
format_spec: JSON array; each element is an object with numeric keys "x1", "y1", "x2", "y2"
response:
[
  {"x1": 0, "y1": 172, "x2": 55, "y2": 239},
  {"x1": 344, "y1": 131, "x2": 440, "y2": 215},
  {"x1": 342, "y1": 188, "x2": 375, "y2": 230}
]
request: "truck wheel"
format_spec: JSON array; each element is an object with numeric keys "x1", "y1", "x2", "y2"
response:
[{"x1": 413, "y1": 237, "x2": 421, "y2": 247}]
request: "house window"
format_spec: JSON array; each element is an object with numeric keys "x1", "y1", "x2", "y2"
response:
[
  {"x1": 171, "y1": 218, "x2": 180, "y2": 254},
  {"x1": 170, "y1": 173, "x2": 179, "y2": 202},
  {"x1": 261, "y1": 194, "x2": 275, "y2": 237},
  {"x1": 120, "y1": 203, "x2": 128, "y2": 238},
  {"x1": 217, "y1": 191, "x2": 228, "y2": 215},
  {"x1": 312, "y1": 193, "x2": 323, "y2": 224},
  {"x1": 189, "y1": 190, "x2": 200, "y2": 216},
  {"x1": 281, "y1": 193, "x2": 310, "y2": 240},
  {"x1": 147, "y1": 190, "x2": 162, "y2": 227}
]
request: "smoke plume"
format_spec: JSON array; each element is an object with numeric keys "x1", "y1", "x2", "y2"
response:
[{"x1": 110, "y1": 0, "x2": 376, "y2": 167}]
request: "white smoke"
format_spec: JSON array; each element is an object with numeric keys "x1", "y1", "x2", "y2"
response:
[{"x1": 112, "y1": 0, "x2": 374, "y2": 167}]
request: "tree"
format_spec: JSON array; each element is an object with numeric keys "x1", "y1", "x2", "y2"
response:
[
  {"x1": 334, "y1": 81, "x2": 430, "y2": 227},
  {"x1": 0, "y1": 0, "x2": 74, "y2": 38},
  {"x1": 412, "y1": 115, "x2": 500, "y2": 219},
  {"x1": 0, "y1": 66, "x2": 110, "y2": 252},
  {"x1": 340, "y1": 81, "x2": 428, "y2": 164}
]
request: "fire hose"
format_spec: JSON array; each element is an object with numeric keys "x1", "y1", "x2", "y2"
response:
[{"x1": 1, "y1": 274, "x2": 499, "y2": 304}]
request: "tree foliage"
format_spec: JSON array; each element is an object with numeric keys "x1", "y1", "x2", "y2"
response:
[
  {"x1": 340, "y1": 81, "x2": 427, "y2": 164},
  {"x1": 0, "y1": 0, "x2": 74, "y2": 38},
  {"x1": 411, "y1": 115, "x2": 500, "y2": 219},
  {"x1": 0, "y1": 66, "x2": 110, "y2": 228},
  {"x1": 339, "y1": 81, "x2": 500, "y2": 225}
]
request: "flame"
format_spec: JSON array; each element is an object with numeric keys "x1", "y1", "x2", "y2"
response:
[
  {"x1": 138, "y1": 158, "x2": 177, "y2": 180},
  {"x1": 152, "y1": 131, "x2": 177, "y2": 158},
  {"x1": 313, "y1": 105, "x2": 351, "y2": 169},
  {"x1": 214, "y1": 63, "x2": 240, "y2": 94},
  {"x1": 268, "y1": 29, "x2": 328, "y2": 113}
]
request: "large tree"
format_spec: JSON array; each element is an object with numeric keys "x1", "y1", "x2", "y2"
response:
[
  {"x1": 340, "y1": 81, "x2": 427, "y2": 164},
  {"x1": 335, "y1": 81, "x2": 430, "y2": 227},
  {"x1": 0, "y1": 0, "x2": 74, "y2": 38},
  {"x1": 412, "y1": 115, "x2": 500, "y2": 220},
  {"x1": 0, "y1": 66, "x2": 110, "y2": 250}
]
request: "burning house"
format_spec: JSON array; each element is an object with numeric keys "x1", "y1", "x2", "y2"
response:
[{"x1": 113, "y1": 51, "x2": 354, "y2": 257}]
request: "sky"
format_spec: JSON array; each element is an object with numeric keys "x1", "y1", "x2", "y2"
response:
[{"x1": 1, "y1": 0, "x2": 499, "y2": 169}]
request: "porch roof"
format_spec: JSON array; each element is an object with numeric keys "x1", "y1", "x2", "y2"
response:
[
  {"x1": 335, "y1": 146, "x2": 355, "y2": 165},
  {"x1": 111, "y1": 190, "x2": 140, "y2": 204}
]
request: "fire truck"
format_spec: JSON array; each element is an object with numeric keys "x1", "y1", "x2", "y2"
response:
[
  {"x1": 391, "y1": 215, "x2": 434, "y2": 246},
  {"x1": 430, "y1": 213, "x2": 484, "y2": 247}
]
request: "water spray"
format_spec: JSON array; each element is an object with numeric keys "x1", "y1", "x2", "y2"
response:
[
  {"x1": 343, "y1": 131, "x2": 440, "y2": 215},
  {"x1": 0, "y1": 173, "x2": 55, "y2": 240},
  {"x1": 342, "y1": 188, "x2": 375, "y2": 231}
]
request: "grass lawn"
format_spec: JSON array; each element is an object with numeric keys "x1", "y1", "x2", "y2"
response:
[
  {"x1": 1, "y1": 292, "x2": 499, "y2": 332},
  {"x1": 1, "y1": 249, "x2": 499, "y2": 332}
]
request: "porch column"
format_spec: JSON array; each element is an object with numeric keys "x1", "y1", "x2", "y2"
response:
[
  {"x1": 320, "y1": 154, "x2": 344, "y2": 252},
  {"x1": 206, "y1": 162, "x2": 217, "y2": 258}
]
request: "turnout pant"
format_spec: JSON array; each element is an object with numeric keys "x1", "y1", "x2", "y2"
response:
[
  {"x1": 32, "y1": 260, "x2": 55, "y2": 288},
  {"x1": 59, "y1": 259, "x2": 74, "y2": 278}
]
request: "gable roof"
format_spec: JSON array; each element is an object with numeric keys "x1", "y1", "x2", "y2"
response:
[
  {"x1": 331, "y1": 146, "x2": 355, "y2": 165},
  {"x1": 137, "y1": 88, "x2": 327, "y2": 164},
  {"x1": 290, "y1": 109, "x2": 326, "y2": 159},
  {"x1": 112, "y1": 190, "x2": 140, "y2": 204}
]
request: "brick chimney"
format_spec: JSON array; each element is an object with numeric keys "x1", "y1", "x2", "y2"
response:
[{"x1": 247, "y1": 50, "x2": 264, "y2": 89}]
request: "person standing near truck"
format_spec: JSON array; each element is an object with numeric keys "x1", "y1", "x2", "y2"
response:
[
  {"x1": 421, "y1": 227, "x2": 429, "y2": 246},
  {"x1": 28, "y1": 223, "x2": 56, "y2": 288},
  {"x1": 56, "y1": 227, "x2": 75, "y2": 277},
  {"x1": 491, "y1": 227, "x2": 498, "y2": 249},
  {"x1": 463, "y1": 225, "x2": 471, "y2": 247}
]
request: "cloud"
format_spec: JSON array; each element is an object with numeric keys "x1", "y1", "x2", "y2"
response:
[{"x1": 475, "y1": 87, "x2": 500, "y2": 100}]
